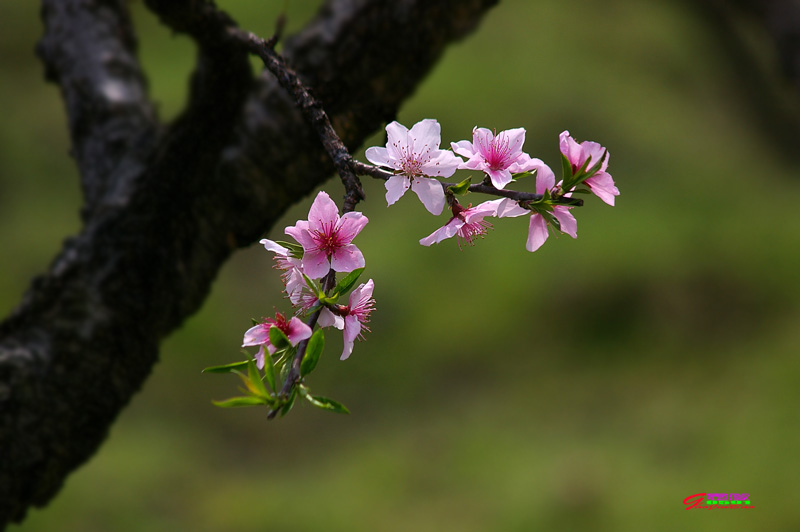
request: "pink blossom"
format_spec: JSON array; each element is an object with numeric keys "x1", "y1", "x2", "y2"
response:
[
  {"x1": 452, "y1": 127, "x2": 537, "y2": 190},
  {"x1": 243, "y1": 313, "x2": 312, "y2": 369},
  {"x1": 291, "y1": 284, "x2": 345, "y2": 330},
  {"x1": 419, "y1": 199, "x2": 505, "y2": 249},
  {"x1": 285, "y1": 191, "x2": 368, "y2": 279},
  {"x1": 559, "y1": 130, "x2": 619, "y2": 206},
  {"x1": 365, "y1": 119, "x2": 462, "y2": 215},
  {"x1": 495, "y1": 161, "x2": 578, "y2": 252},
  {"x1": 259, "y1": 239, "x2": 304, "y2": 303},
  {"x1": 340, "y1": 279, "x2": 375, "y2": 360}
]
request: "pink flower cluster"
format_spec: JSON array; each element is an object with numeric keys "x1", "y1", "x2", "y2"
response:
[
  {"x1": 217, "y1": 119, "x2": 618, "y2": 417},
  {"x1": 237, "y1": 121, "x2": 616, "y2": 388},
  {"x1": 367, "y1": 119, "x2": 618, "y2": 252},
  {"x1": 248, "y1": 191, "x2": 375, "y2": 362}
]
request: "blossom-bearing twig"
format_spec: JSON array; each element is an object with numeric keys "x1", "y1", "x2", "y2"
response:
[
  {"x1": 226, "y1": 27, "x2": 365, "y2": 212},
  {"x1": 204, "y1": 8, "x2": 617, "y2": 422},
  {"x1": 350, "y1": 160, "x2": 580, "y2": 206}
]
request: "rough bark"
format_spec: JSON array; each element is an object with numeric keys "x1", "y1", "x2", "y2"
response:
[
  {"x1": 680, "y1": 0, "x2": 800, "y2": 159},
  {"x1": 0, "y1": 0, "x2": 498, "y2": 526}
]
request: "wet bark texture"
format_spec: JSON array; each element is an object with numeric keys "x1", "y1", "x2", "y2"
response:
[
  {"x1": 682, "y1": 0, "x2": 800, "y2": 157},
  {"x1": 0, "y1": 0, "x2": 498, "y2": 525}
]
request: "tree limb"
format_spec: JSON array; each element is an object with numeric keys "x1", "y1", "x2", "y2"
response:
[
  {"x1": 0, "y1": 0, "x2": 498, "y2": 526},
  {"x1": 36, "y1": 0, "x2": 159, "y2": 220}
]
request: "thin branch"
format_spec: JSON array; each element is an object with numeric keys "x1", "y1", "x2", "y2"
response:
[
  {"x1": 228, "y1": 26, "x2": 366, "y2": 213},
  {"x1": 350, "y1": 161, "x2": 579, "y2": 206},
  {"x1": 266, "y1": 271, "x2": 335, "y2": 420}
]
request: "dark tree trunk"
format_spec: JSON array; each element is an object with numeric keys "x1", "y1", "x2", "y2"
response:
[
  {"x1": 0, "y1": 0, "x2": 498, "y2": 526},
  {"x1": 679, "y1": 0, "x2": 800, "y2": 159}
]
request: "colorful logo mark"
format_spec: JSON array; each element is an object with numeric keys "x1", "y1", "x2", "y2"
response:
[{"x1": 684, "y1": 493, "x2": 754, "y2": 510}]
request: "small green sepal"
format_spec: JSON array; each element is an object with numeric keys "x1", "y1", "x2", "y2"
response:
[{"x1": 449, "y1": 176, "x2": 472, "y2": 195}]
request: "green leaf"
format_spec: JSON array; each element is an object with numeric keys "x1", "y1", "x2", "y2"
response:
[
  {"x1": 274, "y1": 240, "x2": 304, "y2": 259},
  {"x1": 251, "y1": 317, "x2": 260, "y2": 326},
  {"x1": 268, "y1": 326, "x2": 290, "y2": 350},
  {"x1": 262, "y1": 349, "x2": 277, "y2": 393},
  {"x1": 247, "y1": 358, "x2": 270, "y2": 398},
  {"x1": 279, "y1": 388, "x2": 299, "y2": 417},
  {"x1": 449, "y1": 176, "x2": 472, "y2": 195},
  {"x1": 553, "y1": 196, "x2": 584, "y2": 207},
  {"x1": 301, "y1": 329, "x2": 325, "y2": 376},
  {"x1": 304, "y1": 394, "x2": 350, "y2": 414},
  {"x1": 585, "y1": 150, "x2": 606, "y2": 178},
  {"x1": 511, "y1": 169, "x2": 536, "y2": 180},
  {"x1": 235, "y1": 371, "x2": 262, "y2": 398},
  {"x1": 302, "y1": 273, "x2": 320, "y2": 295},
  {"x1": 212, "y1": 396, "x2": 267, "y2": 408},
  {"x1": 332, "y1": 267, "x2": 365, "y2": 297},
  {"x1": 318, "y1": 294, "x2": 338, "y2": 305},
  {"x1": 560, "y1": 152, "x2": 573, "y2": 187},
  {"x1": 202, "y1": 360, "x2": 249, "y2": 374}
]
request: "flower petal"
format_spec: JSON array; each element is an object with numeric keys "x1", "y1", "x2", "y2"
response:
[
  {"x1": 308, "y1": 191, "x2": 340, "y2": 227},
  {"x1": 349, "y1": 279, "x2": 375, "y2": 306},
  {"x1": 472, "y1": 127, "x2": 495, "y2": 158},
  {"x1": 450, "y1": 140, "x2": 475, "y2": 159},
  {"x1": 343, "y1": 314, "x2": 362, "y2": 344},
  {"x1": 341, "y1": 315, "x2": 362, "y2": 360},
  {"x1": 302, "y1": 249, "x2": 331, "y2": 279},
  {"x1": 242, "y1": 324, "x2": 269, "y2": 347},
  {"x1": 286, "y1": 317, "x2": 313, "y2": 346},
  {"x1": 419, "y1": 219, "x2": 462, "y2": 246},
  {"x1": 411, "y1": 176, "x2": 446, "y2": 215},
  {"x1": 318, "y1": 307, "x2": 344, "y2": 330},
  {"x1": 260, "y1": 238, "x2": 290, "y2": 255},
  {"x1": 464, "y1": 199, "x2": 503, "y2": 221},
  {"x1": 419, "y1": 149, "x2": 462, "y2": 178},
  {"x1": 553, "y1": 206, "x2": 578, "y2": 238},
  {"x1": 409, "y1": 118, "x2": 442, "y2": 153},
  {"x1": 526, "y1": 214, "x2": 550, "y2": 252},
  {"x1": 365, "y1": 146, "x2": 391, "y2": 168},
  {"x1": 580, "y1": 141, "x2": 608, "y2": 173},
  {"x1": 486, "y1": 167, "x2": 513, "y2": 190},
  {"x1": 254, "y1": 345, "x2": 267, "y2": 370},
  {"x1": 284, "y1": 220, "x2": 316, "y2": 249},
  {"x1": 499, "y1": 127, "x2": 526, "y2": 157},
  {"x1": 385, "y1": 174, "x2": 410, "y2": 206},
  {"x1": 336, "y1": 211, "x2": 369, "y2": 243},
  {"x1": 285, "y1": 268, "x2": 305, "y2": 303},
  {"x1": 559, "y1": 130, "x2": 583, "y2": 167},
  {"x1": 584, "y1": 172, "x2": 619, "y2": 206},
  {"x1": 330, "y1": 243, "x2": 365, "y2": 273},
  {"x1": 495, "y1": 198, "x2": 529, "y2": 218},
  {"x1": 385, "y1": 121, "x2": 410, "y2": 161}
]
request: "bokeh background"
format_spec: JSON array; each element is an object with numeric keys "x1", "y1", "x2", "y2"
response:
[{"x1": 3, "y1": 0, "x2": 800, "y2": 530}]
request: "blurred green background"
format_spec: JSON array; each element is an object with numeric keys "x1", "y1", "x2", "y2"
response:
[{"x1": 3, "y1": 0, "x2": 800, "y2": 530}]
